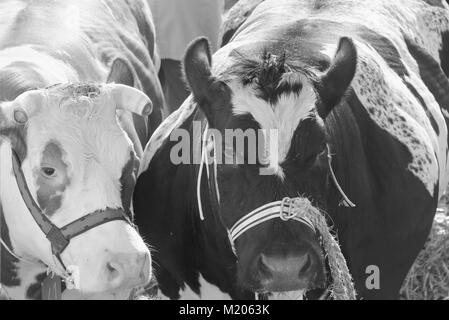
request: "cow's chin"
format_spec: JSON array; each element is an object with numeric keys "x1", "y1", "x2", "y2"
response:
[
  {"x1": 61, "y1": 289, "x2": 134, "y2": 300},
  {"x1": 263, "y1": 291, "x2": 306, "y2": 300},
  {"x1": 259, "y1": 288, "x2": 329, "y2": 300}
]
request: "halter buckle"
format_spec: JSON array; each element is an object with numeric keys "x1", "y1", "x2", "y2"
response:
[{"x1": 280, "y1": 197, "x2": 296, "y2": 221}]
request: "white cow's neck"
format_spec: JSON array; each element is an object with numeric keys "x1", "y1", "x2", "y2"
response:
[
  {"x1": 0, "y1": 142, "x2": 49, "y2": 259},
  {"x1": 0, "y1": 140, "x2": 52, "y2": 300},
  {"x1": 1, "y1": 259, "x2": 46, "y2": 300}
]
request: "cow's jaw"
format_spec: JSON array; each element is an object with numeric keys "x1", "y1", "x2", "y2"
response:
[{"x1": 261, "y1": 290, "x2": 306, "y2": 300}]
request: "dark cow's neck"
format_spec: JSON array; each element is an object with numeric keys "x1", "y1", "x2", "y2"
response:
[
  {"x1": 324, "y1": 87, "x2": 438, "y2": 299},
  {"x1": 133, "y1": 109, "x2": 252, "y2": 300},
  {"x1": 134, "y1": 89, "x2": 439, "y2": 300}
]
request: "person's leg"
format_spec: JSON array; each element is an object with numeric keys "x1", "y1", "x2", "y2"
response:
[
  {"x1": 225, "y1": 0, "x2": 238, "y2": 10},
  {"x1": 160, "y1": 58, "x2": 190, "y2": 113}
]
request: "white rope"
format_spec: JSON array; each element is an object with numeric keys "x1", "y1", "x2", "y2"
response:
[
  {"x1": 197, "y1": 123, "x2": 210, "y2": 221},
  {"x1": 196, "y1": 133, "x2": 355, "y2": 222},
  {"x1": 327, "y1": 146, "x2": 356, "y2": 208},
  {"x1": 212, "y1": 136, "x2": 220, "y2": 204},
  {"x1": 230, "y1": 198, "x2": 315, "y2": 242}
]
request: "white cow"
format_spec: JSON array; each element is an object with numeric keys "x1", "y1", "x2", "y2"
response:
[{"x1": 0, "y1": 0, "x2": 163, "y2": 300}]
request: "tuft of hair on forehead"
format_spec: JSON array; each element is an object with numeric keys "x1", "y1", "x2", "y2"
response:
[
  {"x1": 241, "y1": 51, "x2": 288, "y2": 101},
  {"x1": 223, "y1": 49, "x2": 318, "y2": 104},
  {"x1": 42, "y1": 83, "x2": 109, "y2": 120},
  {"x1": 46, "y1": 83, "x2": 103, "y2": 100}
]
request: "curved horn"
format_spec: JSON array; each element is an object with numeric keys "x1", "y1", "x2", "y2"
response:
[
  {"x1": 109, "y1": 84, "x2": 153, "y2": 117},
  {"x1": 0, "y1": 90, "x2": 44, "y2": 128}
]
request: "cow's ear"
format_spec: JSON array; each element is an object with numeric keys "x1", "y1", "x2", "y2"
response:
[
  {"x1": 183, "y1": 37, "x2": 229, "y2": 126},
  {"x1": 107, "y1": 58, "x2": 135, "y2": 87},
  {"x1": 318, "y1": 37, "x2": 357, "y2": 118},
  {"x1": 184, "y1": 37, "x2": 213, "y2": 99}
]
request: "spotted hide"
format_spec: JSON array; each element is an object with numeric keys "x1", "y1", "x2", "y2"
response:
[
  {"x1": 0, "y1": 0, "x2": 161, "y2": 300},
  {"x1": 135, "y1": 0, "x2": 449, "y2": 300}
]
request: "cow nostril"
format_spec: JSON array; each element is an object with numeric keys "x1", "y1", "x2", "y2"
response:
[
  {"x1": 106, "y1": 262, "x2": 123, "y2": 285},
  {"x1": 298, "y1": 254, "x2": 312, "y2": 275},
  {"x1": 258, "y1": 254, "x2": 273, "y2": 278}
]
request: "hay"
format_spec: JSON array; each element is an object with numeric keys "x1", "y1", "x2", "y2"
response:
[
  {"x1": 401, "y1": 209, "x2": 449, "y2": 300},
  {"x1": 289, "y1": 198, "x2": 357, "y2": 300},
  {"x1": 291, "y1": 198, "x2": 449, "y2": 301}
]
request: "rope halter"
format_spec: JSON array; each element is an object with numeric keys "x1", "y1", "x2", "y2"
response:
[
  {"x1": 230, "y1": 198, "x2": 315, "y2": 242},
  {"x1": 231, "y1": 197, "x2": 357, "y2": 300}
]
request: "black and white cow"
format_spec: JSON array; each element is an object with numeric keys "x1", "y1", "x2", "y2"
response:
[
  {"x1": 0, "y1": 0, "x2": 164, "y2": 300},
  {"x1": 134, "y1": 0, "x2": 449, "y2": 300}
]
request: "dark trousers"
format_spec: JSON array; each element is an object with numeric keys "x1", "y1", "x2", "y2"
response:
[{"x1": 159, "y1": 59, "x2": 190, "y2": 114}]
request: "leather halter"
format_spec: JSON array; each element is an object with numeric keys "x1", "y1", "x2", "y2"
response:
[{"x1": 8, "y1": 149, "x2": 129, "y2": 278}]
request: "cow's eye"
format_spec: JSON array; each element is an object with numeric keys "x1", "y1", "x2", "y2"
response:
[{"x1": 41, "y1": 167, "x2": 56, "y2": 177}]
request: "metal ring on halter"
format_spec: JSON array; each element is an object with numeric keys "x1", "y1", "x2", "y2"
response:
[{"x1": 280, "y1": 197, "x2": 296, "y2": 221}]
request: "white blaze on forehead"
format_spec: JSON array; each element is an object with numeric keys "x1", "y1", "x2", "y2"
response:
[{"x1": 230, "y1": 75, "x2": 317, "y2": 178}]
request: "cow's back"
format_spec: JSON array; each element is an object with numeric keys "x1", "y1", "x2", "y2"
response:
[
  {"x1": 216, "y1": 0, "x2": 449, "y2": 199},
  {"x1": 0, "y1": 0, "x2": 164, "y2": 116},
  {"x1": 143, "y1": 0, "x2": 449, "y2": 299}
]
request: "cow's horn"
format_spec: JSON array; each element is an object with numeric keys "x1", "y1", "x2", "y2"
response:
[
  {"x1": 109, "y1": 84, "x2": 153, "y2": 117},
  {"x1": 13, "y1": 108, "x2": 28, "y2": 124},
  {"x1": 1, "y1": 90, "x2": 44, "y2": 125}
]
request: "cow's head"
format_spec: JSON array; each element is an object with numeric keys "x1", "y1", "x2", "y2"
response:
[
  {"x1": 0, "y1": 83, "x2": 152, "y2": 297},
  {"x1": 183, "y1": 37, "x2": 357, "y2": 296}
]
